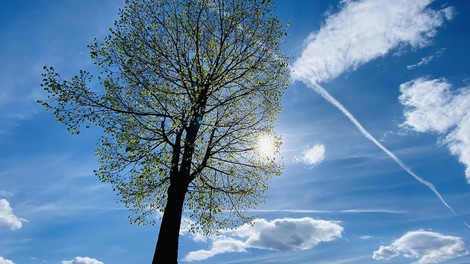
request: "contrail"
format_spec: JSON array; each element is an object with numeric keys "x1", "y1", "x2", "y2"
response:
[{"x1": 306, "y1": 80, "x2": 457, "y2": 215}]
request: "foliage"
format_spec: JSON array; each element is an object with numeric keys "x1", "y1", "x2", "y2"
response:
[{"x1": 39, "y1": 0, "x2": 289, "y2": 234}]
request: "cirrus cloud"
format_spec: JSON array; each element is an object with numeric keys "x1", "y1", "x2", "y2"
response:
[
  {"x1": 372, "y1": 230, "x2": 468, "y2": 263},
  {"x1": 291, "y1": 0, "x2": 453, "y2": 84},
  {"x1": 0, "y1": 191, "x2": 13, "y2": 198},
  {"x1": 184, "y1": 217, "x2": 343, "y2": 262}
]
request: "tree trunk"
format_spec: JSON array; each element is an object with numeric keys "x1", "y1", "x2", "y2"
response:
[{"x1": 152, "y1": 181, "x2": 188, "y2": 264}]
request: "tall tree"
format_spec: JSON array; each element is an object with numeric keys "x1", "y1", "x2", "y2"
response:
[{"x1": 39, "y1": 0, "x2": 288, "y2": 262}]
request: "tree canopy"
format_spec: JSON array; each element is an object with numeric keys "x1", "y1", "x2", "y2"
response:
[{"x1": 40, "y1": 0, "x2": 288, "y2": 237}]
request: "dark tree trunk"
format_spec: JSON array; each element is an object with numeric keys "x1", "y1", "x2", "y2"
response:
[{"x1": 152, "y1": 180, "x2": 188, "y2": 264}]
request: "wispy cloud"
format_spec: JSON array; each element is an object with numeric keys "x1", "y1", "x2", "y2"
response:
[
  {"x1": 0, "y1": 199, "x2": 25, "y2": 230},
  {"x1": 399, "y1": 78, "x2": 470, "y2": 183},
  {"x1": 0, "y1": 154, "x2": 120, "y2": 222},
  {"x1": 0, "y1": 256, "x2": 15, "y2": 264},
  {"x1": 294, "y1": 144, "x2": 325, "y2": 166},
  {"x1": 0, "y1": 72, "x2": 42, "y2": 134},
  {"x1": 407, "y1": 48, "x2": 446, "y2": 70},
  {"x1": 248, "y1": 208, "x2": 406, "y2": 214},
  {"x1": 0, "y1": 191, "x2": 13, "y2": 198},
  {"x1": 292, "y1": 0, "x2": 453, "y2": 83},
  {"x1": 291, "y1": 0, "x2": 457, "y2": 215},
  {"x1": 62, "y1": 256, "x2": 104, "y2": 264},
  {"x1": 372, "y1": 230, "x2": 468, "y2": 263},
  {"x1": 184, "y1": 217, "x2": 343, "y2": 262}
]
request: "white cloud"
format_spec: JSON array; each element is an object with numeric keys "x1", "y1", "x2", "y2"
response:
[
  {"x1": 250, "y1": 208, "x2": 406, "y2": 214},
  {"x1": 0, "y1": 191, "x2": 13, "y2": 198},
  {"x1": 179, "y1": 217, "x2": 206, "y2": 242},
  {"x1": 407, "y1": 55, "x2": 434, "y2": 70},
  {"x1": 0, "y1": 257, "x2": 15, "y2": 264},
  {"x1": 0, "y1": 199, "x2": 24, "y2": 230},
  {"x1": 291, "y1": 0, "x2": 453, "y2": 83},
  {"x1": 185, "y1": 238, "x2": 247, "y2": 262},
  {"x1": 294, "y1": 144, "x2": 325, "y2": 165},
  {"x1": 290, "y1": 0, "x2": 458, "y2": 216},
  {"x1": 184, "y1": 217, "x2": 343, "y2": 261},
  {"x1": 399, "y1": 78, "x2": 470, "y2": 183},
  {"x1": 407, "y1": 48, "x2": 445, "y2": 70},
  {"x1": 372, "y1": 230, "x2": 468, "y2": 263},
  {"x1": 62, "y1": 257, "x2": 104, "y2": 264},
  {"x1": 373, "y1": 245, "x2": 400, "y2": 260}
]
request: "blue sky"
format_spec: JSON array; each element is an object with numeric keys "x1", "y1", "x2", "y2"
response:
[{"x1": 1, "y1": 0, "x2": 470, "y2": 263}]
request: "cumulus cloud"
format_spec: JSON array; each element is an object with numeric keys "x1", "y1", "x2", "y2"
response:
[
  {"x1": 294, "y1": 144, "x2": 325, "y2": 165},
  {"x1": 61, "y1": 256, "x2": 104, "y2": 264},
  {"x1": 399, "y1": 78, "x2": 470, "y2": 183},
  {"x1": 291, "y1": 0, "x2": 453, "y2": 83},
  {"x1": 0, "y1": 257, "x2": 15, "y2": 264},
  {"x1": 184, "y1": 217, "x2": 343, "y2": 262},
  {"x1": 0, "y1": 199, "x2": 24, "y2": 230},
  {"x1": 185, "y1": 238, "x2": 247, "y2": 261},
  {"x1": 373, "y1": 245, "x2": 400, "y2": 260},
  {"x1": 372, "y1": 230, "x2": 468, "y2": 263}
]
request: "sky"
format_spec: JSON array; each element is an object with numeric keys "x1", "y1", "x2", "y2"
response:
[{"x1": 1, "y1": 0, "x2": 470, "y2": 263}]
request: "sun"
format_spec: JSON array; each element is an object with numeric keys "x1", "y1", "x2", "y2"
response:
[{"x1": 255, "y1": 134, "x2": 277, "y2": 159}]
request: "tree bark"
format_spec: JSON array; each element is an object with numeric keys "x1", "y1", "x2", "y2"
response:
[{"x1": 152, "y1": 180, "x2": 188, "y2": 264}]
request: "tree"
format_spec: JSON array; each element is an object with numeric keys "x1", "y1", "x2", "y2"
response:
[{"x1": 39, "y1": 0, "x2": 288, "y2": 263}]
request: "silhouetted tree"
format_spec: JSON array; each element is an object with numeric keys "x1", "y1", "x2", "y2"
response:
[{"x1": 40, "y1": 0, "x2": 288, "y2": 262}]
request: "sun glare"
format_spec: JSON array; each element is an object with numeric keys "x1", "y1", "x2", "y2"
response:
[{"x1": 255, "y1": 134, "x2": 277, "y2": 158}]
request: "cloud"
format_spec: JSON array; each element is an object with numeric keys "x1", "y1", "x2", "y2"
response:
[
  {"x1": 373, "y1": 245, "x2": 400, "y2": 260},
  {"x1": 406, "y1": 48, "x2": 445, "y2": 70},
  {"x1": 372, "y1": 230, "x2": 468, "y2": 263},
  {"x1": 250, "y1": 208, "x2": 406, "y2": 214},
  {"x1": 0, "y1": 199, "x2": 24, "y2": 230},
  {"x1": 184, "y1": 217, "x2": 343, "y2": 261},
  {"x1": 406, "y1": 56, "x2": 434, "y2": 70},
  {"x1": 294, "y1": 144, "x2": 325, "y2": 165},
  {"x1": 0, "y1": 191, "x2": 13, "y2": 198},
  {"x1": 291, "y1": 0, "x2": 453, "y2": 83},
  {"x1": 399, "y1": 78, "x2": 470, "y2": 183},
  {"x1": 291, "y1": 0, "x2": 457, "y2": 215},
  {"x1": 184, "y1": 238, "x2": 247, "y2": 261},
  {"x1": 300, "y1": 82, "x2": 457, "y2": 215},
  {"x1": 62, "y1": 256, "x2": 104, "y2": 264},
  {"x1": 0, "y1": 257, "x2": 15, "y2": 264}
]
